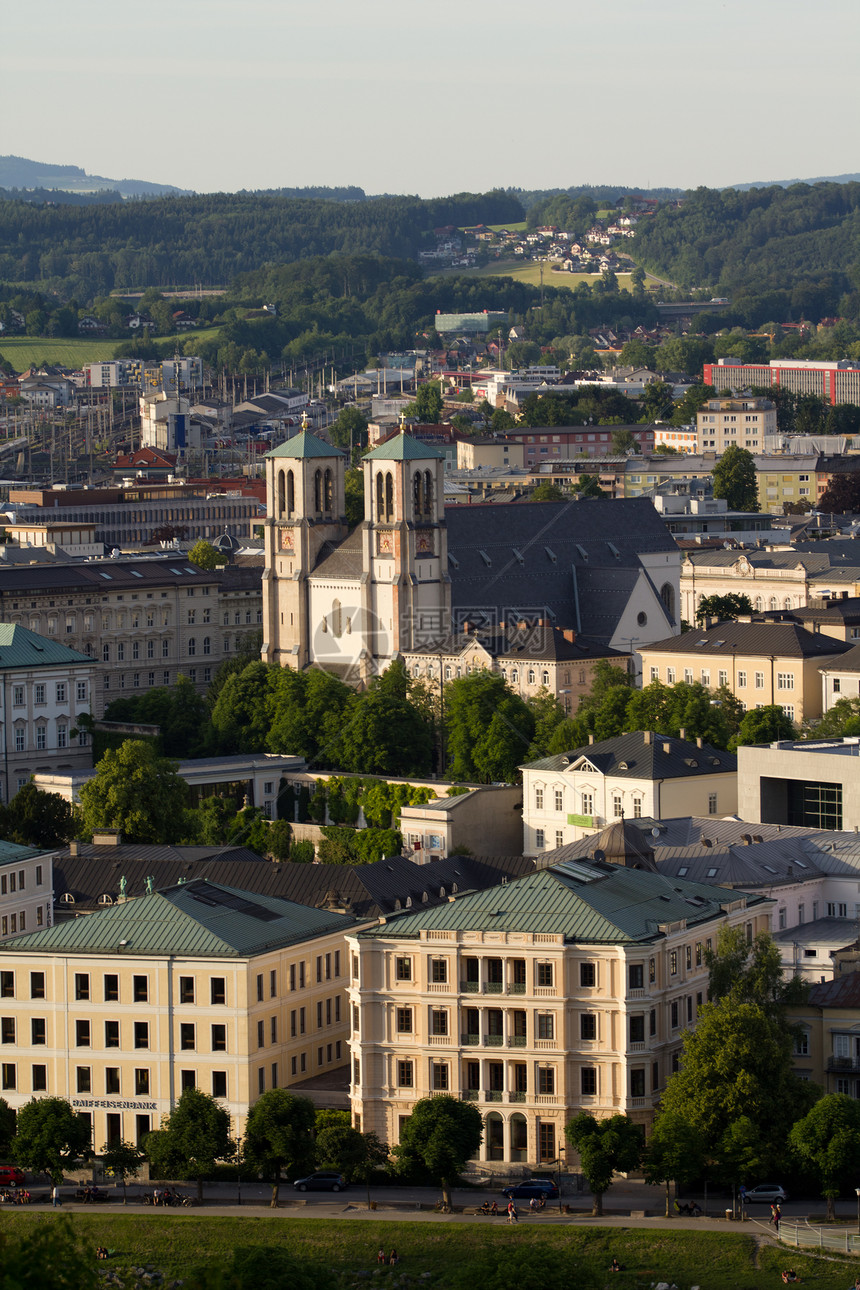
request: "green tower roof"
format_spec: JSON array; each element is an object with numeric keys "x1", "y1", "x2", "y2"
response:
[
  {"x1": 364, "y1": 430, "x2": 444, "y2": 462},
  {"x1": 266, "y1": 431, "x2": 344, "y2": 460}
]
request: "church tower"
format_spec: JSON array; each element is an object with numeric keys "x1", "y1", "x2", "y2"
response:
[
  {"x1": 360, "y1": 422, "x2": 450, "y2": 672},
  {"x1": 262, "y1": 425, "x2": 347, "y2": 670}
]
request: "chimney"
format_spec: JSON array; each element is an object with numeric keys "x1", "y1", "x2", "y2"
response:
[
  {"x1": 562, "y1": 628, "x2": 576, "y2": 643},
  {"x1": 662, "y1": 742, "x2": 671, "y2": 754},
  {"x1": 92, "y1": 829, "x2": 123, "y2": 847},
  {"x1": 696, "y1": 737, "x2": 703, "y2": 748},
  {"x1": 588, "y1": 733, "x2": 595, "y2": 745},
  {"x1": 462, "y1": 620, "x2": 472, "y2": 634},
  {"x1": 69, "y1": 840, "x2": 80, "y2": 857},
  {"x1": 643, "y1": 730, "x2": 652, "y2": 745},
  {"x1": 679, "y1": 727, "x2": 686, "y2": 741}
]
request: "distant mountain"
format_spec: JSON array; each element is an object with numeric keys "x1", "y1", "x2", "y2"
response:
[
  {"x1": 733, "y1": 173, "x2": 860, "y2": 190},
  {"x1": 0, "y1": 155, "x2": 191, "y2": 199}
]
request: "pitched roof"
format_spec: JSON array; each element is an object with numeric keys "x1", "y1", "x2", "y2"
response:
[
  {"x1": 0, "y1": 622, "x2": 91, "y2": 669},
  {"x1": 641, "y1": 620, "x2": 852, "y2": 659},
  {"x1": 358, "y1": 858, "x2": 764, "y2": 944},
  {"x1": 10, "y1": 878, "x2": 356, "y2": 958},
  {"x1": 266, "y1": 431, "x2": 344, "y2": 460},
  {"x1": 523, "y1": 730, "x2": 736, "y2": 779},
  {"x1": 807, "y1": 972, "x2": 860, "y2": 1008},
  {"x1": 365, "y1": 430, "x2": 444, "y2": 462}
]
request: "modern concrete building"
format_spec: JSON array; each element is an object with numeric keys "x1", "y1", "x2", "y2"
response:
[
  {"x1": 521, "y1": 731, "x2": 737, "y2": 853},
  {"x1": 696, "y1": 397, "x2": 777, "y2": 453},
  {"x1": 347, "y1": 827, "x2": 771, "y2": 1166},
  {"x1": 704, "y1": 359, "x2": 860, "y2": 407},
  {"x1": 737, "y1": 737, "x2": 860, "y2": 832},
  {"x1": 399, "y1": 786, "x2": 523, "y2": 863},
  {"x1": 0, "y1": 880, "x2": 357, "y2": 1146}
]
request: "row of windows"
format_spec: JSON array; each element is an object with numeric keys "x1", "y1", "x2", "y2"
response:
[
  {"x1": 257, "y1": 1041, "x2": 343, "y2": 1094},
  {"x1": 649, "y1": 663, "x2": 793, "y2": 692},
  {"x1": 393, "y1": 1006, "x2": 558, "y2": 1040},
  {"x1": 0, "y1": 907, "x2": 46, "y2": 938},
  {"x1": 395, "y1": 1057, "x2": 558, "y2": 1094},
  {"x1": 0, "y1": 1062, "x2": 229, "y2": 1100},
  {"x1": 392, "y1": 956, "x2": 555, "y2": 988},
  {"x1": 105, "y1": 669, "x2": 210, "y2": 692},
  {"x1": 9, "y1": 681, "x2": 87, "y2": 707},
  {"x1": 0, "y1": 971, "x2": 227, "y2": 1005}
]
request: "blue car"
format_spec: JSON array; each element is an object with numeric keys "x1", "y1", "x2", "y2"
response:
[{"x1": 502, "y1": 1179, "x2": 558, "y2": 1201}]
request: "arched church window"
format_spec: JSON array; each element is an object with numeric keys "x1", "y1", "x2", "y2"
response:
[
  {"x1": 660, "y1": 582, "x2": 675, "y2": 619},
  {"x1": 385, "y1": 472, "x2": 394, "y2": 521},
  {"x1": 277, "y1": 469, "x2": 285, "y2": 518},
  {"x1": 324, "y1": 468, "x2": 333, "y2": 512},
  {"x1": 376, "y1": 472, "x2": 385, "y2": 522},
  {"x1": 332, "y1": 600, "x2": 343, "y2": 638},
  {"x1": 413, "y1": 471, "x2": 423, "y2": 519},
  {"x1": 423, "y1": 470, "x2": 433, "y2": 518},
  {"x1": 286, "y1": 469, "x2": 295, "y2": 518},
  {"x1": 314, "y1": 469, "x2": 322, "y2": 513}
]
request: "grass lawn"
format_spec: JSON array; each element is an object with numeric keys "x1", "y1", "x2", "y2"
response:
[
  {"x1": 1, "y1": 1213, "x2": 855, "y2": 1290},
  {"x1": 458, "y1": 260, "x2": 634, "y2": 292},
  {"x1": 0, "y1": 330, "x2": 221, "y2": 374}
]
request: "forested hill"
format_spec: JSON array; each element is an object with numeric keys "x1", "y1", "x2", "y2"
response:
[
  {"x1": 634, "y1": 183, "x2": 860, "y2": 290},
  {"x1": 0, "y1": 189, "x2": 524, "y2": 302}
]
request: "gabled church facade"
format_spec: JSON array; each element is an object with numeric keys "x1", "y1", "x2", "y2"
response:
[{"x1": 262, "y1": 426, "x2": 681, "y2": 685}]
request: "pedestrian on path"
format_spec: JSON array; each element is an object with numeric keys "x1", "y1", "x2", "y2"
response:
[
  {"x1": 51, "y1": 1184, "x2": 60, "y2": 1207},
  {"x1": 771, "y1": 1202, "x2": 781, "y2": 1232},
  {"x1": 507, "y1": 1200, "x2": 518, "y2": 1224}
]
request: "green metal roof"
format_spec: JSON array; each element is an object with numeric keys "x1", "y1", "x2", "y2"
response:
[
  {"x1": 0, "y1": 623, "x2": 91, "y2": 670},
  {"x1": 266, "y1": 431, "x2": 344, "y2": 460},
  {"x1": 364, "y1": 431, "x2": 444, "y2": 462},
  {"x1": 0, "y1": 840, "x2": 54, "y2": 868},
  {"x1": 358, "y1": 861, "x2": 766, "y2": 946},
  {"x1": 5, "y1": 879, "x2": 356, "y2": 959}
]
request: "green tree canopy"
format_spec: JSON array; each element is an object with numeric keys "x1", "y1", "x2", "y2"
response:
[
  {"x1": 530, "y1": 481, "x2": 565, "y2": 502},
  {"x1": 444, "y1": 670, "x2": 535, "y2": 782},
  {"x1": 337, "y1": 661, "x2": 434, "y2": 777},
  {"x1": 393, "y1": 1094, "x2": 483, "y2": 1208},
  {"x1": 565, "y1": 1112, "x2": 642, "y2": 1216},
  {"x1": 818, "y1": 471, "x2": 860, "y2": 514},
  {"x1": 706, "y1": 925, "x2": 807, "y2": 1020},
  {"x1": 315, "y1": 1123, "x2": 389, "y2": 1206},
  {"x1": 329, "y1": 405, "x2": 368, "y2": 462},
  {"x1": 694, "y1": 593, "x2": 753, "y2": 625},
  {"x1": 13, "y1": 1097, "x2": 92, "y2": 1184},
  {"x1": 188, "y1": 539, "x2": 228, "y2": 570},
  {"x1": 576, "y1": 474, "x2": 604, "y2": 498},
  {"x1": 78, "y1": 740, "x2": 192, "y2": 844},
  {"x1": 344, "y1": 467, "x2": 365, "y2": 528},
  {"x1": 712, "y1": 444, "x2": 758, "y2": 511},
  {"x1": 144, "y1": 1086, "x2": 234, "y2": 1202},
  {"x1": 642, "y1": 1109, "x2": 705, "y2": 1217},
  {"x1": 789, "y1": 1094, "x2": 860, "y2": 1220},
  {"x1": 0, "y1": 782, "x2": 79, "y2": 848},
  {"x1": 731, "y1": 703, "x2": 796, "y2": 750},
  {"x1": 210, "y1": 661, "x2": 274, "y2": 754},
  {"x1": 611, "y1": 427, "x2": 639, "y2": 454},
  {"x1": 810, "y1": 695, "x2": 860, "y2": 738},
  {"x1": 243, "y1": 1089, "x2": 317, "y2": 1207},
  {"x1": 100, "y1": 1138, "x2": 145, "y2": 1204},
  {"x1": 405, "y1": 383, "x2": 443, "y2": 423}
]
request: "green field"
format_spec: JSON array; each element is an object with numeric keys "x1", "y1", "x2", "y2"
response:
[
  {"x1": 0, "y1": 329, "x2": 222, "y2": 374},
  {"x1": 1, "y1": 1212, "x2": 854, "y2": 1290}
]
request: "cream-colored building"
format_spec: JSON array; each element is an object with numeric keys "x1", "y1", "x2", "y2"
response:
[
  {"x1": 347, "y1": 824, "x2": 771, "y2": 1167},
  {"x1": 521, "y1": 731, "x2": 737, "y2": 853},
  {"x1": 0, "y1": 880, "x2": 356, "y2": 1147},
  {"x1": 0, "y1": 840, "x2": 55, "y2": 942},
  {"x1": 680, "y1": 549, "x2": 860, "y2": 626},
  {"x1": 456, "y1": 438, "x2": 525, "y2": 471},
  {"x1": 638, "y1": 620, "x2": 852, "y2": 724},
  {"x1": 696, "y1": 397, "x2": 777, "y2": 453}
]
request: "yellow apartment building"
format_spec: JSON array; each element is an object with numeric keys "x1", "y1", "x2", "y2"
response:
[
  {"x1": 0, "y1": 879, "x2": 357, "y2": 1149},
  {"x1": 638, "y1": 620, "x2": 852, "y2": 724},
  {"x1": 347, "y1": 831, "x2": 771, "y2": 1169}
]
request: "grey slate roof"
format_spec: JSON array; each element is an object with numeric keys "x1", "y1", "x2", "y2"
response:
[
  {"x1": 312, "y1": 529, "x2": 365, "y2": 581},
  {"x1": 9, "y1": 879, "x2": 357, "y2": 958},
  {"x1": 820, "y1": 644, "x2": 860, "y2": 673},
  {"x1": 523, "y1": 730, "x2": 736, "y2": 779},
  {"x1": 358, "y1": 857, "x2": 767, "y2": 945},
  {"x1": 642, "y1": 620, "x2": 853, "y2": 659}
]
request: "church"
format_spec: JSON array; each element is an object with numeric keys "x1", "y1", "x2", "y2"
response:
[{"x1": 261, "y1": 425, "x2": 681, "y2": 686}]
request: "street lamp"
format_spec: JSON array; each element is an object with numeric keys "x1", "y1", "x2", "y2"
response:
[
  {"x1": 855, "y1": 1186, "x2": 859, "y2": 1236},
  {"x1": 557, "y1": 1145, "x2": 566, "y2": 1214},
  {"x1": 236, "y1": 1136, "x2": 243, "y2": 1207}
]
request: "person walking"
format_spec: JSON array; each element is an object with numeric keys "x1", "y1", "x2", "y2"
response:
[
  {"x1": 51, "y1": 1183, "x2": 60, "y2": 1208},
  {"x1": 771, "y1": 1202, "x2": 781, "y2": 1232}
]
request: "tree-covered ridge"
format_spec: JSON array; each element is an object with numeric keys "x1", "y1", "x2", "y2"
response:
[
  {"x1": 0, "y1": 189, "x2": 524, "y2": 300},
  {"x1": 634, "y1": 182, "x2": 860, "y2": 291}
]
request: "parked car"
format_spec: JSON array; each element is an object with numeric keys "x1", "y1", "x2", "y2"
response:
[
  {"x1": 502, "y1": 1179, "x2": 559, "y2": 1201},
  {"x1": 0, "y1": 1166, "x2": 25, "y2": 1188},
  {"x1": 293, "y1": 1171, "x2": 347, "y2": 1192},
  {"x1": 744, "y1": 1184, "x2": 788, "y2": 1204}
]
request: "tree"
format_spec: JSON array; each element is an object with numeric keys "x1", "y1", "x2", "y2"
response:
[
  {"x1": 393, "y1": 1095, "x2": 483, "y2": 1208},
  {"x1": 731, "y1": 704, "x2": 796, "y2": 750},
  {"x1": 694, "y1": 593, "x2": 754, "y2": 626},
  {"x1": 489, "y1": 408, "x2": 515, "y2": 431},
  {"x1": 706, "y1": 925, "x2": 807, "y2": 1021},
  {"x1": 405, "y1": 383, "x2": 443, "y2": 423},
  {"x1": 809, "y1": 695, "x2": 860, "y2": 738},
  {"x1": 210, "y1": 661, "x2": 274, "y2": 754},
  {"x1": 564, "y1": 1113, "x2": 642, "y2": 1216},
  {"x1": 145, "y1": 1086, "x2": 234, "y2": 1203},
  {"x1": 789, "y1": 1095, "x2": 860, "y2": 1221},
  {"x1": 268, "y1": 817, "x2": 292, "y2": 860},
  {"x1": 337, "y1": 661, "x2": 434, "y2": 777},
  {"x1": 0, "y1": 1097, "x2": 15, "y2": 1158},
  {"x1": 641, "y1": 379, "x2": 676, "y2": 422},
  {"x1": 576, "y1": 474, "x2": 604, "y2": 498},
  {"x1": 818, "y1": 471, "x2": 860, "y2": 514},
  {"x1": 344, "y1": 467, "x2": 364, "y2": 528},
  {"x1": 642, "y1": 1110, "x2": 704, "y2": 1217},
  {"x1": 530, "y1": 481, "x2": 565, "y2": 502},
  {"x1": 78, "y1": 740, "x2": 192, "y2": 844},
  {"x1": 444, "y1": 670, "x2": 535, "y2": 782},
  {"x1": 611, "y1": 427, "x2": 639, "y2": 455},
  {"x1": 712, "y1": 445, "x2": 758, "y2": 512},
  {"x1": 315, "y1": 1123, "x2": 389, "y2": 1208},
  {"x1": 0, "y1": 782, "x2": 79, "y2": 848},
  {"x1": 100, "y1": 1138, "x2": 145, "y2": 1204},
  {"x1": 329, "y1": 405, "x2": 368, "y2": 461},
  {"x1": 13, "y1": 1097, "x2": 92, "y2": 1183},
  {"x1": 243, "y1": 1089, "x2": 316, "y2": 1207},
  {"x1": 619, "y1": 339, "x2": 653, "y2": 369},
  {"x1": 188, "y1": 539, "x2": 227, "y2": 570}
]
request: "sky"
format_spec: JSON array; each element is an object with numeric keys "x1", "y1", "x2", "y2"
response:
[{"x1": 4, "y1": 0, "x2": 860, "y2": 198}]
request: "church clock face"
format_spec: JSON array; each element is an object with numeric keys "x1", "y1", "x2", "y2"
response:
[
  {"x1": 279, "y1": 529, "x2": 294, "y2": 552},
  {"x1": 377, "y1": 532, "x2": 394, "y2": 555},
  {"x1": 416, "y1": 532, "x2": 434, "y2": 555}
]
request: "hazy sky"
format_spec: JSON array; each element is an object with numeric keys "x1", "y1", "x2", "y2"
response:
[{"x1": 4, "y1": 0, "x2": 859, "y2": 196}]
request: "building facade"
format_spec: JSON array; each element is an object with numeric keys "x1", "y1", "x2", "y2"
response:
[
  {"x1": 0, "y1": 880, "x2": 356, "y2": 1147},
  {"x1": 347, "y1": 842, "x2": 770, "y2": 1167},
  {"x1": 0, "y1": 840, "x2": 55, "y2": 942},
  {"x1": 696, "y1": 397, "x2": 777, "y2": 453},
  {"x1": 704, "y1": 359, "x2": 860, "y2": 406}
]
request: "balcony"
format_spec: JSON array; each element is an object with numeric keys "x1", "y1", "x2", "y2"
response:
[
  {"x1": 428, "y1": 1034, "x2": 451, "y2": 1045},
  {"x1": 628, "y1": 988, "x2": 646, "y2": 999},
  {"x1": 484, "y1": 1090, "x2": 503, "y2": 1102},
  {"x1": 484, "y1": 1034, "x2": 504, "y2": 1047},
  {"x1": 827, "y1": 1057, "x2": 860, "y2": 1073},
  {"x1": 461, "y1": 981, "x2": 480, "y2": 993},
  {"x1": 461, "y1": 1089, "x2": 479, "y2": 1101},
  {"x1": 534, "y1": 1094, "x2": 560, "y2": 1105},
  {"x1": 426, "y1": 983, "x2": 450, "y2": 993},
  {"x1": 630, "y1": 1096, "x2": 647, "y2": 1108},
  {"x1": 535, "y1": 1038, "x2": 556, "y2": 1050},
  {"x1": 507, "y1": 1035, "x2": 527, "y2": 1048},
  {"x1": 629, "y1": 1041, "x2": 647, "y2": 1052},
  {"x1": 484, "y1": 982, "x2": 504, "y2": 995},
  {"x1": 508, "y1": 982, "x2": 526, "y2": 995},
  {"x1": 509, "y1": 1091, "x2": 526, "y2": 1103},
  {"x1": 534, "y1": 986, "x2": 557, "y2": 998},
  {"x1": 461, "y1": 1033, "x2": 480, "y2": 1046}
]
